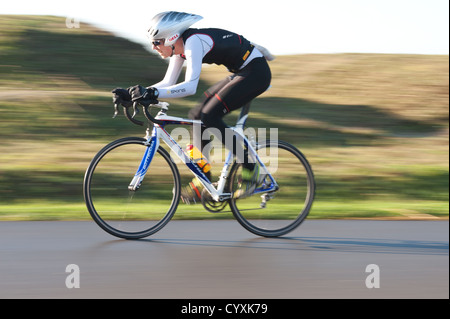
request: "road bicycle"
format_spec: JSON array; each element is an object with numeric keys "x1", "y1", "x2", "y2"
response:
[{"x1": 83, "y1": 100, "x2": 315, "y2": 239}]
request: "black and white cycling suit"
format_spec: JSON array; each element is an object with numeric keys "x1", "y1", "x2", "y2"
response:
[{"x1": 151, "y1": 28, "x2": 272, "y2": 168}]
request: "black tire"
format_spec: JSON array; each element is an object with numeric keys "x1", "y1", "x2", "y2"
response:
[
  {"x1": 228, "y1": 140, "x2": 315, "y2": 237},
  {"x1": 83, "y1": 137, "x2": 180, "y2": 239}
]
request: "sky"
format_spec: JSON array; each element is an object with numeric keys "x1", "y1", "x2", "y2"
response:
[{"x1": 1, "y1": 0, "x2": 449, "y2": 55}]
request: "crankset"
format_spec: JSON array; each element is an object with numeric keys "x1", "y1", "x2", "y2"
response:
[{"x1": 201, "y1": 185, "x2": 228, "y2": 213}]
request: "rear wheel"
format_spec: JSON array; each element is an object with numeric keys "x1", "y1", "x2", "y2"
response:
[{"x1": 228, "y1": 140, "x2": 315, "y2": 237}]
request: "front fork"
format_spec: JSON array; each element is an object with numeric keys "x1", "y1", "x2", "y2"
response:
[{"x1": 128, "y1": 128, "x2": 159, "y2": 191}]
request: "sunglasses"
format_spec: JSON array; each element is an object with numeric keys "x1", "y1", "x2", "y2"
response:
[{"x1": 152, "y1": 39, "x2": 164, "y2": 46}]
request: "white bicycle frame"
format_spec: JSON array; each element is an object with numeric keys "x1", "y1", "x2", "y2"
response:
[{"x1": 128, "y1": 102, "x2": 278, "y2": 202}]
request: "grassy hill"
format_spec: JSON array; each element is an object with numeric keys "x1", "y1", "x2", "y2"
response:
[{"x1": 0, "y1": 15, "x2": 448, "y2": 220}]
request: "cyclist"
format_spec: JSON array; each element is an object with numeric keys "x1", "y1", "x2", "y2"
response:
[{"x1": 112, "y1": 11, "x2": 274, "y2": 203}]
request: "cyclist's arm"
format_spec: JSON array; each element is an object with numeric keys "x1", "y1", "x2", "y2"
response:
[
  {"x1": 152, "y1": 35, "x2": 206, "y2": 99},
  {"x1": 150, "y1": 55, "x2": 184, "y2": 88}
]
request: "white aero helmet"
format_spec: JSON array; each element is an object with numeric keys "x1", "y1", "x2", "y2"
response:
[{"x1": 147, "y1": 11, "x2": 203, "y2": 47}]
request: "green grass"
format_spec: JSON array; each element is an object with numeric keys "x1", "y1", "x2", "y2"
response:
[
  {"x1": 0, "y1": 15, "x2": 448, "y2": 221},
  {"x1": 0, "y1": 199, "x2": 447, "y2": 221}
]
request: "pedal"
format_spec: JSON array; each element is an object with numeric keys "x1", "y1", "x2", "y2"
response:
[{"x1": 201, "y1": 183, "x2": 228, "y2": 213}]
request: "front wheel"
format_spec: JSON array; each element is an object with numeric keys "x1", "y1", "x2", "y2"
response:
[
  {"x1": 228, "y1": 140, "x2": 315, "y2": 237},
  {"x1": 83, "y1": 137, "x2": 181, "y2": 239}
]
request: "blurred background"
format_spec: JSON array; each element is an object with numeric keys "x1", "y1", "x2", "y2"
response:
[{"x1": 0, "y1": 1, "x2": 448, "y2": 220}]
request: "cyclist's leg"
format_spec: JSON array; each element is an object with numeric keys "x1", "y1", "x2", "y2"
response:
[
  {"x1": 188, "y1": 76, "x2": 231, "y2": 121},
  {"x1": 182, "y1": 79, "x2": 231, "y2": 204},
  {"x1": 188, "y1": 76, "x2": 231, "y2": 155},
  {"x1": 183, "y1": 58, "x2": 271, "y2": 202},
  {"x1": 200, "y1": 57, "x2": 271, "y2": 168}
]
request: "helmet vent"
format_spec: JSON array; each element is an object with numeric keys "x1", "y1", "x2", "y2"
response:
[{"x1": 147, "y1": 11, "x2": 203, "y2": 45}]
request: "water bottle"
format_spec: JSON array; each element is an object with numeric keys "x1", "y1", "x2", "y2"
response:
[{"x1": 186, "y1": 144, "x2": 211, "y2": 174}]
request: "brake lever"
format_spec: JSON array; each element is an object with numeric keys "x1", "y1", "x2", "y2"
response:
[
  {"x1": 132, "y1": 102, "x2": 140, "y2": 118},
  {"x1": 113, "y1": 103, "x2": 119, "y2": 118}
]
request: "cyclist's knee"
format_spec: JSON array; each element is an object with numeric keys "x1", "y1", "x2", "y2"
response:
[
  {"x1": 201, "y1": 111, "x2": 227, "y2": 130},
  {"x1": 200, "y1": 112, "x2": 215, "y2": 127},
  {"x1": 188, "y1": 106, "x2": 202, "y2": 120}
]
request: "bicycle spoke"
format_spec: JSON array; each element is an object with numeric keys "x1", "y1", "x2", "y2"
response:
[
  {"x1": 229, "y1": 140, "x2": 315, "y2": 237},
  {"x1": 84, "y1": 137, "x2": 180, "y2": 239}
]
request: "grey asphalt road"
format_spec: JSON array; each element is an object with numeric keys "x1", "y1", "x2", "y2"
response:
[{"x1": 0, "y1": 220, "x2": 448, "y2": 299}]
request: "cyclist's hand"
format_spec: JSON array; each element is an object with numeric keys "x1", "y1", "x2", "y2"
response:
[
  {"x1": 112, "y1": 88, "x2": 132, "y2": 107},
  {"x1": 128, "y1": 85, "x2": 159, "y2": 106}
]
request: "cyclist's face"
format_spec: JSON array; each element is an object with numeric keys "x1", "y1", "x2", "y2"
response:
[{"x1": 152, "y1": 39, "x2": 172, "y2": 58}]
